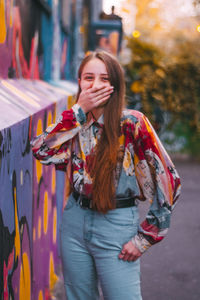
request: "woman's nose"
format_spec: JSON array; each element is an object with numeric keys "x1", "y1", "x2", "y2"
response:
[{"x1": 92, "y1": 78, "x2": 102, "y2": 89}]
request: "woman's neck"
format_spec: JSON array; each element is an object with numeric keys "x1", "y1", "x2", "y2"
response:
[{"x1": 90, "y1": 107, "x2": 104, "y2": 121}]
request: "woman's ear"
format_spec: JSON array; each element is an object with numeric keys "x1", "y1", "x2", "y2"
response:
[{"x1": 78, "y1": 78, "x2": 81, "y2": 86}]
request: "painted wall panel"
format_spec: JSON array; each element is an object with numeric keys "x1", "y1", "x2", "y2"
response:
[
  {"x1": 0, "y1": 0, "x2": 14, "y2": 78},
  {"x1": 0, "y1": 80, "x2": 73, "y2": 300},
  {"x1": 0, "y1": 0, "x2": 53, "y2": 80},
  {"x1": 0, "y1": 0, "x2": 83, "y2": 81}
]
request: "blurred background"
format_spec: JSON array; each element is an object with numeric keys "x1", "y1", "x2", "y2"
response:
[
  {"x1": 0, "y1": 0, "x2": 200, "y2": 299},
  {"x1": 103, "y1": 0, "x2": 200, "y2": 159},
  {"x1": 1, "y1": 0, "x2": 200, "y2": 157}
]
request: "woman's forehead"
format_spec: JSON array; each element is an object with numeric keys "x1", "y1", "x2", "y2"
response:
[{"x1": 82, "y1": 58, "x2": 108, "y2": 75}]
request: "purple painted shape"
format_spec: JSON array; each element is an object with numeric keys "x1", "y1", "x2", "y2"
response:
[
  {"x1": 31, "y1": 104, "x2": 64, "y2": 299},
  {"x1": 0, "y1": 27, "x2": 13, "y2": 78},
  {"x1": 0, "y1": 78, "x2": 71, "y2": 299}
]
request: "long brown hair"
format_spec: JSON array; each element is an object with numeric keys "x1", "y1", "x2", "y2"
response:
[{"x1": 77, "y1": 51, "x2": 125, "y2": 213}]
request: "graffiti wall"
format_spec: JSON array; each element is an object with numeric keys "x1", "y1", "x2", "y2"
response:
[
  {"x1": 0, "y1": 0, "x2": 42, "y2": 79},
  {"x1": 0, "y1": 0, "x2": 14, "y2": 78},
  {"x1": 0, "y1": 0, "x2": 73, "y2": 81},
  {"x1": 0, "y1": 79, "x2": 76, "y2": 299}
]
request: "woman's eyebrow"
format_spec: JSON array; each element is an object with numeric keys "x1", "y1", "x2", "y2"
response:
[
  {"x1": 83, "y1": 72, "x2": 93, "y2": 75},
  {"x1": 82, "y1": 72, "x2": 109, "y2": 76}
]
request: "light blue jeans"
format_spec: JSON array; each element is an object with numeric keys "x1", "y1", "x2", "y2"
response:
[{"x1": 60, "y1": 193, "x2": 142, "y2": 300}]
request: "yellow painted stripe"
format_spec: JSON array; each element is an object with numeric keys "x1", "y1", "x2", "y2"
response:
[
  {"x1": 19, "y1": 252, "x2": 31, "y2": 300},
  {"x1": 2, "y1": 80, "x2": 41, "y2": 108},
  {"x1": 43, "y1": 191, "x2": 48, "y2": 234},
  {"x1": 0, "y1": 0, "x2": 6, "y2": 43},
  {"x1": 49, "y1": 252, "x2": 58, "y2": 292},
  {"x1": 14, "y1": 187, "x2": 20, "y2": 260}
]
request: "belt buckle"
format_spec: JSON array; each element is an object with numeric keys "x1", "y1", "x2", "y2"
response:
[
  {"x1": 89, "y1": 199, "x2": 93, "y2": 209},
  {"x1": 79, "y1": 195, "x2": 84, "y2": 208},
  {"x1": 79, "y1": 195, "x2": 92, "y2": 209},
  {"x1": 79, "y1": 195, "x2": 88, "y2": 209}
]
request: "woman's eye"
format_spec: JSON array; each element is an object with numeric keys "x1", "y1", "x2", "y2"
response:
[
  {"x1": 102, "y1": 77, "x2": 109, "y2": 81},
  {"x1": 84, "y1": 76, "x2": 93, "y2": 81}
]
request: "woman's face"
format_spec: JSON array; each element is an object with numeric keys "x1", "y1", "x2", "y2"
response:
[{"x1": 79, "y1": 58, "x2": 111, "y2": 91}]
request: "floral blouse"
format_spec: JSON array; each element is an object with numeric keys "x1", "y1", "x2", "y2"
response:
[{"x1": 32, "y1": 104, "x2": 181, "y2": 253}]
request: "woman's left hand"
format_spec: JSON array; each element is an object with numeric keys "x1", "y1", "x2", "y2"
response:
[{"x1": 118, "y1": 240, "x2": 142, "y2": 262}]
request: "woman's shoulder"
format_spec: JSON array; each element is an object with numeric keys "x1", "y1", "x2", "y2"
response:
[{"x1": 121, "y1": 108, "x2": 145, "y2": 124}]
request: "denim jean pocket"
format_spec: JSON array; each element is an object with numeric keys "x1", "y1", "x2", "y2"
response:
[{"x1": 103, "y1": 206, "x2": 139, "y2": 227}]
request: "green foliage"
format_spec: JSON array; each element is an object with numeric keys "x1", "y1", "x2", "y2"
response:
[{"x1": 123, "y1": 37, "x2": 200, "y2": 157}]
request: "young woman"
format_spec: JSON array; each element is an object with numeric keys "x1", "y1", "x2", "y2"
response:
[{"x1": 32, "y1": 51, "x2": 181, "y2": 300}]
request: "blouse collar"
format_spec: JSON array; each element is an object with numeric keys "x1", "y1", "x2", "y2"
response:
[{"x1": 84, "y1": 112, "x2": 104, "y2": 130}]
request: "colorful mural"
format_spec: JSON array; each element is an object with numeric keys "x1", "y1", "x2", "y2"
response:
[
  {"x1": 0, "y1": 0, "x2": 80, "y2": 81},
  {"x1": 0, "y1": 79, "x2": 74, "y2": 299},
  {"x1": 0, "y1": 0, "x2": 42, "y2": 79},
  {"x1": 0, "y1": 0, "x2": 14, "y2": 78}
]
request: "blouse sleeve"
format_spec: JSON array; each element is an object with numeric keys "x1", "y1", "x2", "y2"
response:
[
  {"x1": 31, "y1": 104, "x2": 86, "y2": 170},
  {"x1": 132, "y1": 112, "x2": 181, "y2": 253}
]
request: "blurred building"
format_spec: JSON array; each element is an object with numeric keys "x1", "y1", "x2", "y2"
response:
[
  {"x1": 103, "y1": 0, "x2": 136, "y2": 36},
  {"x1": 117, "y1": 0, "x2": 136, "y2": 36},
  {"x1": 0, "y1": 0, "x2": 123, "y2": 81}
]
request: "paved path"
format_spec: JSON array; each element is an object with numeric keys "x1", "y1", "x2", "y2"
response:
[{"x1": 140, "y1": 160, "x2": 200, "y2": 300}]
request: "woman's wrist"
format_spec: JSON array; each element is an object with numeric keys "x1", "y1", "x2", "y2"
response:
[
  {"x1": 131, "y1": 234, "x2": 152, "y2": 254},
  {"x1": 72, "y1": 104, "x2": 87, "y2": 125}
]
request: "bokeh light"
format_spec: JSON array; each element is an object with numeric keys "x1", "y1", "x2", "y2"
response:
[{"x1": 132, "y1": 30, "x2": 141, "y2": 38}]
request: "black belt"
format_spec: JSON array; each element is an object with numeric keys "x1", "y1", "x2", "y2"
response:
[{"x1": 72, "y1": 191, "x2": 137, "y2": 210}]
